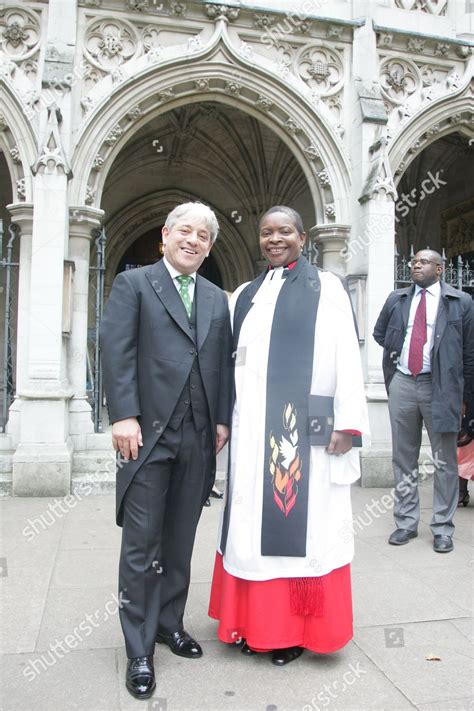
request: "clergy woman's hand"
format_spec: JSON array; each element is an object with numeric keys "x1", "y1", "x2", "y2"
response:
[
  {"x1": 215, "y1": 424, "x2": 229, "y2": 454},
  {"x1": 112, "y1": 417, "x2": 143, "y2": 461},
  {"x1": 327, "y1": 431, "x2": 353, "y2": 456}
]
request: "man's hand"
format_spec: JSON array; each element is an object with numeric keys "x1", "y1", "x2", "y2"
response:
[
  {"x1": 112, "y1": 417, "x2": 143, "y2": 461},
  {"x1": 327, "y1": 431, "x2": 353, "y2": 456},
  {"x1": 215, "y1": 424, "x2": 229, "y2": 454}
]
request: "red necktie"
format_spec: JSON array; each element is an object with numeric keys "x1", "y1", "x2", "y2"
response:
[{"x1": 408, "y1": 289, "x2": 427, "y2": 376}]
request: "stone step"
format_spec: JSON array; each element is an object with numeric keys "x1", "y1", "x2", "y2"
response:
[{"x1": 0, "y1": 433, "x2": 13, "y2": 451}]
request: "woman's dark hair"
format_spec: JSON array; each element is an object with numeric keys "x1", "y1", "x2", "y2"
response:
[{"x1": 259, "y1": 206, "x2": 304, "y2": 236}]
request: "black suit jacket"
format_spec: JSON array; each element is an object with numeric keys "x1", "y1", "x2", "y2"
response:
[
  {"x1": 100, "y1": 259, "x2": 233, "y2": 524},
  {"x1": 373, "y1": 282, "x2": 474, "y2": 433}
]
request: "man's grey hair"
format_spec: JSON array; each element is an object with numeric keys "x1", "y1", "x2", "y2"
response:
[{"x1": 165, "y1": 202, "x2": 219, "y2": 243}]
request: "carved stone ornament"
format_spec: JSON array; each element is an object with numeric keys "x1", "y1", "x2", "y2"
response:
[
  {"x1": 324, "y1": 203, "x2": 336, "y2": 218},
  {"x1": 407, "y1": 37, "x2": 425, "y2": 54},
  {"x1": 104, "y1": 124, "x2": 123, "y2": 145},
  {"x1": 84, "y1": 18, "x2": 138, "y2": 72},
  {"x1": 304, "y1": 144, "x2": 320, "y2": 161},
  {"x1": 284, "y1": 118, "x2": 301, "y2": 134},
  {"x1": 32, "y1": 104, "x2": 72, "y2": 178},
  {"x1": 0, "y1": 113, "x2": 7, "y2": 131},
  {"x1": 0, "y1": 7, "x2": 40, "y2": 60},
  {"x1": 394, "y1": 0, "x2": 447, "y2": 15},
  {"x1": 380, "y1": 58, "x2": 420, "y2": 105},
  {"x1": 16, "y1": 177, "x2": 26, "y2": 200},
  {"x1": 378, "y1": 32, "x2": 393, "y2": 48},
  {"x1": 169, "y1": 1, "x2": 186, "y2": 16},
  {"x1": 205, "y1": 4, "x2": 240, "y2": 21},
  {"x1": 194, "y1": 78, "x2": 209, "y2": 91},
  {"x1": 85, "y1": 185, "x2": 96, "y2": 205},
  {"x1": 295, "y1": 45, "x2": 344, "y2": 96},
  {"x1": 434, "y1": 42, "x2": 450, "y2": 56},
  {"x1": 143, "y1": 25, "x2": 162, "y2": 58},
  {"x1": 327, "y1": 25, "x2": 343, "y2": 40},
  {"x1": 127, "y1": 105, "x2": 142, "y2": 120},
  {"x1": 158, "y1": 88, "x2": 174, "y2": 102},
  {"x1": 10, "y1": 145, "x2": 20, "y2": 163},
  {"x1": 253, "y1": 14, "x2": 275, "y2": 30},
  {"x1": 224, "y1": 80, "x2": 241, "y2": 95},
  {"x1": 316, "y1": 169, "x2": 330, "y2": 187},
  {"x1": 256, "y1": 95, "x2": 273, "y2": 112},
  {"x1": 92, "y1": 154, "x2": 104, "y2": 170}
]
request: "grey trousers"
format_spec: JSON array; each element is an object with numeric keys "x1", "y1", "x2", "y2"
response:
[{"x1": 388, "y1": 371, "x2": 459, "y2": 537}]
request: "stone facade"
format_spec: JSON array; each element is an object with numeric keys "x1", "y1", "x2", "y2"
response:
[{"x1": 0, "y1": 0, "x2": 473, "y2": 495}]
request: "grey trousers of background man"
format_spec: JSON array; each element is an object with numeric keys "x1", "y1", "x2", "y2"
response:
[{"x1": 388, "y1": 371, "x2": 459, "y2": 537}]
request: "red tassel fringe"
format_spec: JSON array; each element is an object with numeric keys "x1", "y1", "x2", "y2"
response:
[{"x1": 289, "y1": 577, "x2": 324, "y2": 617}]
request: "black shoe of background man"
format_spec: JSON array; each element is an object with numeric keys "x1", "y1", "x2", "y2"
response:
[
  {"x1": 156, "y1": 629, "x2": 203, "y2": 658},
  {"x1": 272, "y1": 646, "x2": 304, "y2": 666},
  {"x1": 433, "y1": 535, "x2": 454, "y2": 553},
  {"x1": 388, "y1": 529, "x2": 418, "y2": 546},
  {"x1": 126, "y1": 655, "x2": 156, "y2": 699}
]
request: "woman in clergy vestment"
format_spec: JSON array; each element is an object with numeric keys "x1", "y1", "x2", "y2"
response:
[{"x1": 208, "y1": 206, "x2": 369, "y2": 666}]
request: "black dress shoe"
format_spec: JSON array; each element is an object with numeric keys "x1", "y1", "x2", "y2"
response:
[
  {"x1": 126, "y1": 656, "x2": 155, "y2": 699},
  {"x1": 210, "y1": 488, "x2": 224, "y2": 499},
  {"x1": 433, "y1": 535, "x2": 454, "y2": 553},
  {"x1": 272, "y1": 646, "x2": 304, "y2": 666},
  {"x1": 240, "y1": 642, "x2": 256, "y2": 655},
  {"x1": 156, "y1": 630, "x2": 203, "y2": 658},
  {"x1": 388, "y1": 529, "x2": 418, "y2": 546},
  {"x1": 203, "y1": 498, "x2": 211, "y2": 507}
]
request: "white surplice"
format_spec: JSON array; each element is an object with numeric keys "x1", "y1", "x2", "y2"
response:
[{"x1": 217, "y1": 267, "x2": 370, "y2": 581}]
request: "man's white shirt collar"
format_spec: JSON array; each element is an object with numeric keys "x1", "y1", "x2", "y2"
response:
[
  {"x1": 163, "y1": 256, "x2": 196, "y2": 282},
  {"x1": 414, "y1": 280, "x2": 440, "y2": 298}
]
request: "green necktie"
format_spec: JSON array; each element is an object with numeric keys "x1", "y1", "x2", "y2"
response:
[{"x1": 176, "y1": 274, "x2": 193, "y2": 318}]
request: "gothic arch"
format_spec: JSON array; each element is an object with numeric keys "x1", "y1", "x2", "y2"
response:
[
  {"x1": 389, "y1": 86, "x2": 474, "y2": 184},
  {"x1": 0, "y1": 80, "x2": 37, "y2": 202},
  {"x1": 71, "y1": 23, "x2": 351, "y2": 225}
]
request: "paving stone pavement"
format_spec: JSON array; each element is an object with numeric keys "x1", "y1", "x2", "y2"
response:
[{"x1": 0, "y1": 479, "x2": 472, "y2": 711}]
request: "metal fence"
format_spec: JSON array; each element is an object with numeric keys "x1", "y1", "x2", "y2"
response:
[
  {"x1": 0, "y1": 220, "x2": 19, "y2": 430},
  {"x1": 395, "y1": 245, "x2": 474, "y2": 292},
  {"x1": 87, "y1": 227, "x2": 106, "y2": 433}
]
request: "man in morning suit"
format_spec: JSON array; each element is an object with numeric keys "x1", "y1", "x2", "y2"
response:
[
  {"x1": 100, "y1": 202, "x2": 232, "y2": 699},
  {"x1": 373, "y1": 249, "x2": 473, "y2": 553}
]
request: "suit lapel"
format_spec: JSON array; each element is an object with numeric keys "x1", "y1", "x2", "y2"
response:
[
  {"x1": 145, "y1": 260, "x2": 193, "y2": 340},
  {"x1": 195, "y1": 275, "x2": 215, "y2": 351},
  {"x1": 401, "y1": 285, "x2": 414, "y2": 332},
  {"x1": 433, "y1": 283, "x2": 448, "y2": 359}
]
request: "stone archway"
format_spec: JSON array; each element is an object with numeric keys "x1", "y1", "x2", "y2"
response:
[{"x1": 70, "y1": 25, "x2": 351, "y2": 228}]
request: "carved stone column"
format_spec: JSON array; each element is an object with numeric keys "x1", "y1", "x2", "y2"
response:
[
  {"x1": 12, "y1": 105, "x2": 74, "y2": 496},
  {"x1": 310, "y1": 224, "x2": 350, "y2": 275},
  {"x1": 68, "y1": 207, "x2": 104, "y2": 448}
]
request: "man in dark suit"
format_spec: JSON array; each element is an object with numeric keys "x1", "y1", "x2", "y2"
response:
[
  {"x1": 100, "y1": 202, "x2": 232, "y2": 699},
  {"x1": 373, "y1": 249, "x2": 473, "y2": 553}
]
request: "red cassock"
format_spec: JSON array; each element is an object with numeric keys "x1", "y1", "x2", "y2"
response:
[{"x1": 209, "y1": 553, "x2": 353, "y2": 653}]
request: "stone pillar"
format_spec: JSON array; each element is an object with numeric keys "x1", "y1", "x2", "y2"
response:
[
  {"x1": 5, "y1": 203, "x2": 34, "y2": 444},
  {"x1": 68, "y1": 207, "x2": 104, "y2": 448},
  {"x1": 310, "y1": 224, "x2": 350, "y2": 275},
  {"x1": 12, "y1": 106, "x2": 74, "y2": 496},
  {"x1": 349, "y1": 17, "x2": 396, "y2": 486}
]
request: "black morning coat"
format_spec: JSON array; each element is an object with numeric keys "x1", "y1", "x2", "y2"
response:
[
  {"x1": 99, "y1": 258, "x2": 233, "y2": 525},
  {"x1": 373, "y1": 281, "x2": 474, "y2": 434}
]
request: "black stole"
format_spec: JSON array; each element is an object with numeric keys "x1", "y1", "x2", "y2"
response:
[{"x1": 219, "y1": 257, "x2": 320, "y2": 557}]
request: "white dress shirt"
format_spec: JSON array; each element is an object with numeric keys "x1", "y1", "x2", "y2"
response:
[
  {"x1": 162, "y1": 256, "x2": 196, "y2": 302},
  {"x1": 398, "y1": 281, "x2": 441, "y2": 375}
]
